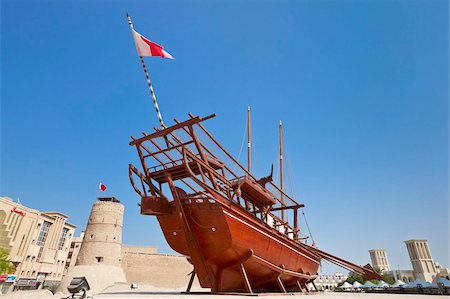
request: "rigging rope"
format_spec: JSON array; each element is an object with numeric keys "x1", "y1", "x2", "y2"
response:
[
  {"x1": 236, "y1": 114, "x2": 248, "y2": 163},
  {"x1": 302, "y1": 209, "x2": 316, "y2": 245},
  {"x1": 281, "y1": 129, "x2": 316, "y2": 245}
]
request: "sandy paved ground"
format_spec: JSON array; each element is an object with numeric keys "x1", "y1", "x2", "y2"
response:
[
  {"x1": 1, "y1": 289, "x2": 446, "y2": 299},
  {"x1": 92, "y1": 291, "x2": 445, "y2": 299}
]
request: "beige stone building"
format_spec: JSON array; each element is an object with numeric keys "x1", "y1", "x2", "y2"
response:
[
  {"x1": 369, "y1": 249, "x2": 391, "y2": 272},
  {"x1": 120, "y1": 245, "x2": 194, "y2": 289},
  {"x1": 370, "y1": 240, "x2": 449, "y2": 284},
  {"x1": 65, "y1": 231, "x2": 84, "y2": 272},
  {"x1": 405, "y1": 239, "x2": 438, "y2": 282},
  {"x1": 383, "y1": 269, "x2": 415, "y2": 283},
  {"x1": 0, "y1": 197, "x2": 75, "y2": 293},
  {"x1": 313, "y1": 272, "x2": 348, "y2": 291}
]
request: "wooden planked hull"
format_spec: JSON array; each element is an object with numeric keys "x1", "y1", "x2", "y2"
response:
[{"x1": 157, "y1": 199, "x2": 320, "y2": 292}]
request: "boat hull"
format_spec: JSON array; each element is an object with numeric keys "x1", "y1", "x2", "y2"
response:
[{"x1": 157, "y1": 199, "x2": 320, "y2": 292}]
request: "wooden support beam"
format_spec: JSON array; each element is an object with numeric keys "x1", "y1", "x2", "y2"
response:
[
  {"x1": 296, "y1": 280, "x2": 305, "y2": 293},
  {"x1": 276, "y1": 276, "x2": 287, "y2": 293},
  {"x1": 130, "y1": 114, "x2": 215, "y2": 146},
  {"x1": 270, "y1": 204, "x2": 305, "y2": 212},
  {"x1": 240, "y1": 263, "x2": 253, "y2": 294}
]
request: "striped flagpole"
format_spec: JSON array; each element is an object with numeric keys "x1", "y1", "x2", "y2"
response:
[{"x1": 127, "y1": 13, "x2": 166, "y2": 130}]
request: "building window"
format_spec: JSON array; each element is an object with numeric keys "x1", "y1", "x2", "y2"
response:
[
  {"x1": 96, "y1": 257, "x2": 103, "y2": 263},
  {"x1": 37, "y1": 246, "x2": 44, "y2": 261},
  {"x1": 58, "y1": 228, "x2": 69, "y2": 250},
  {"x1": 36, "y1": 221, "x2": 51, "y2": 246}
]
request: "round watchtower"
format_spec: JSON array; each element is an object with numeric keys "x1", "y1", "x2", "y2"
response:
[
  {"x1": 59, "y1": 197, "x2": 126, "y2": 294},
  {"x1": 76, "y1": 197, "x2": 124, "y2": 266}
]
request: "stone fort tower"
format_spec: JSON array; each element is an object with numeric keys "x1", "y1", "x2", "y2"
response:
[
  {"x1": 59, "y1": 197, "x2": 126, "y2": 293},
  {"x1": 76, "y1": 197, "x2": 123, "y2": 266}
]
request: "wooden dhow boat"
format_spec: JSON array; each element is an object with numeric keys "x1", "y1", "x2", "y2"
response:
[{"x1": 128, "y1": 112, "x2": 380, "y2": 294}]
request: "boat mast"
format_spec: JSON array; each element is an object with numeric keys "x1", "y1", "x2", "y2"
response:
[
  {"x1": 247, "y1": 106, "x2": 251, "y2": 172},
  {"x1": 126, "y1": 13, "x2": 166, "y2": 130},
  {"x1": 279, "y1": 120, "x2": 285, "y2": 221}
]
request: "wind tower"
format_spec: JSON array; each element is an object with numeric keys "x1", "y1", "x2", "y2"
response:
[
  {"x1": 405, "y1": 239, "x2": 437, "y2": 282},
  {"x1": 368, "y1": 249, "x2": 391, "y2": 273}
]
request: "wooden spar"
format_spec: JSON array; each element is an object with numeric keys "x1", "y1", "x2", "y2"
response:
[
  {"x1": 174, "y1": 118, "x2": 242, "y2": 180},
  {"x1": 279, "y1": 120, "x2": 285, "y2": 221},
  {"x1": 188, "y1": 113, "x2": 259, "y2": 180},
  {"x1": 143, "y1": 132, "x2": 197, "y2": 193},
  {"x1": 306, "y1": 245, "x2": 382, "y2": 280},
  {"x1": 187, "y1": 113, "x2": 300, "y2": 207},
  {"x1": 247, "y1": 106, "x2": 251, "y2": 172},
  {"x1": 130, "y1": 114, "x2": 215, "y2": 146}
]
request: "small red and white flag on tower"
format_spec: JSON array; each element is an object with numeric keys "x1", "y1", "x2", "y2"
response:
[
  {"x1": 131, "y1": 29, "x2": 174, "y2": 59},
  {"x1": 99, "y1": 183, "x2": 107, "y2": 192}
]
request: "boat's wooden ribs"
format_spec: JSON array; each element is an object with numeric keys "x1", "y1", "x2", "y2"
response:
[
  {"x1": 129, "y1": 114, "x2": 216, "y2": 146},
  {"x1": 130, "y1": 114, "x2": 311, "y2": 245}
]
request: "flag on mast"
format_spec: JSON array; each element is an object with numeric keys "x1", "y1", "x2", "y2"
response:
[
  {"x1": 99, "y1": 183, "x2": 107, "y2": 192},
  {"x1": 131, "y1": 29, "x2": 174, "y2": 59}
]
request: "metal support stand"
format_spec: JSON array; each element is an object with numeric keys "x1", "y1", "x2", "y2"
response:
[{"x1": 186, "y1": 271, "x2": 196, "y2": 293}]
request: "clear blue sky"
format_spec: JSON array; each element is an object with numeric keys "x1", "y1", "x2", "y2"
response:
[{"x1": 1, "y1": 0, "x2": 448, "y2": 274}]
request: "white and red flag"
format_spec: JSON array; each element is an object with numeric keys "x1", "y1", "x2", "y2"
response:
[
  {"x1": 131, "y1": 29, "x2": 174, "y2": 59},
  {"x1": 99, "y1": 183, "x2": 107, "y2": 192}
]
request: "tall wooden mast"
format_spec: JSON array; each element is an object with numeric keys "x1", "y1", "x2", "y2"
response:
[
  {"x1": 247, "y1": 106, "x2": 251, "y2": 172},
  {"x1": 279, "y1": 120, "x2": 285, "y2": 221}
]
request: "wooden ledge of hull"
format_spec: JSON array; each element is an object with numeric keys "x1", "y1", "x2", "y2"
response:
[{"x1": 140, "y1": 196, "x2": 172, "y2": 215}]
